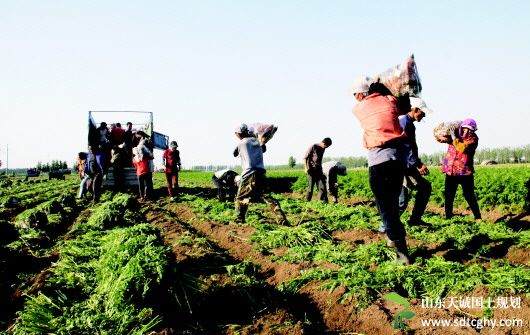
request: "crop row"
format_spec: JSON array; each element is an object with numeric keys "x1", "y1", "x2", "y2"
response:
[
  {"x1": 181, "y1": 188, "x2": 530, "y2": 316},
  {"x1": 287, "y1": 164, "x2": 530, "y2": 212},
  {"x1": 8, "y1": 193, "x2": 196, "y2": 334}
]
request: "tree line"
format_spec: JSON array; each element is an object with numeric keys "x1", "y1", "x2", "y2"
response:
[
  {"x1": 284, "y1": 144, "x2": 530, "y2": 169},
  {"x1": 36, "y1": 160, "x2": 69, "y2": 172}
]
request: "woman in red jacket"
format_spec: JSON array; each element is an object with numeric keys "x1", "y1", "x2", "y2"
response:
[{"x1": 441, "y1": 118, "x2": 481, "y2": 221}]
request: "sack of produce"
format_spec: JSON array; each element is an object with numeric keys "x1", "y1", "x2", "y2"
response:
[
  {"x1": 248, "y1": 123, "x2": 278, "y2": 144},
  {"x1": 373, "y1": 55, "x2": 422, "y2": 97},
  {"x1": 433, "y1": 120, "x2": 462, "y2": 141}
]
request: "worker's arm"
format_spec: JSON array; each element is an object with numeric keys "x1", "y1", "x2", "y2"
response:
[{"x1": 453, "y1": 137, "x2": 478, "y2": 153}]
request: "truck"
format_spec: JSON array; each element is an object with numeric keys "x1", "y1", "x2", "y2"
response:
[{"x1": 88, "y1": 111, "x2": 169, "y2": 187}]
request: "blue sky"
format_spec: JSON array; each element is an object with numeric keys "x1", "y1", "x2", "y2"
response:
[{"x1": 1, "y1": 0, "x2": 529, "y2": 168}]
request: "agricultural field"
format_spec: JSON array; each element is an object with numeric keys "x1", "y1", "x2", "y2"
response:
[{"x1": 0, "y1": 165, "x2": 529, "y2": 335}]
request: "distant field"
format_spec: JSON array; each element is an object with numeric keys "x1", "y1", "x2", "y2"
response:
[{"x1": 1, "y1": 165, "x2": 529, "y2": 334}]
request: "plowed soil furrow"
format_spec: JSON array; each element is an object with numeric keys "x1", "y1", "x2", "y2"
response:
[{"x1": 144, "y1": 197, "x2": 530, "y2": 335}]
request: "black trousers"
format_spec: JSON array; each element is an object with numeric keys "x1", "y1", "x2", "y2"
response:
[
  {"x1": 369, "y1": 160, "x2": 406, "y2": 242},
  {"x1": 306, "y1": 170, "x2": 328, "y2": 202},
  {"x1": 444, "y1": 174, "x2": 481, "y2": 219},
  {"x1": 399, "y1": 167, "x2": 432, "y2": 221}
]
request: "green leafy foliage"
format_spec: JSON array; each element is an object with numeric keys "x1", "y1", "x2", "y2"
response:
[{"x1": 10, "y1": 191, "x2": 199, "y2": 335}]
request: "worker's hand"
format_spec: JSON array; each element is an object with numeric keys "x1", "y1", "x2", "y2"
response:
[
  {"x1": 436, "y1": 135, "x2": 452, "y2": 144},
  {"x1": 417, "y1": 164, "x2": 429, "y2": 175}
]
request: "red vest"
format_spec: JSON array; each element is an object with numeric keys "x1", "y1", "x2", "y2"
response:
[{"x1": 353, "y1": 93, "x2": 405, "y2": 148}]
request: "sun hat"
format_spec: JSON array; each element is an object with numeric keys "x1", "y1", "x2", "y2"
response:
[
  {"x1": 409, "y1": 97, "x2": 433, "y2": 114},
  {"x1": 351, "y1": 76, "x2": 372, "y2": 95},
  {"x1": 461, "y1": 118, "x2": 477, "y2": 131}
]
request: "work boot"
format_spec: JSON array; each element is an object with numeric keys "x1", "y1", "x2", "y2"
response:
[
  {"x1": 235, "y1": 203, "x2": 248, "y2": 224},
  {"x1": 394, "y1": 240, "x2": 412, "y2": 265},
  {"x1": 407, "y1": 218, "x2": 429, "y2": 226}
]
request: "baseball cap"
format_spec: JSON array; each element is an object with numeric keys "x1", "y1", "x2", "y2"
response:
[
  {"x1": 409, "y1": 97, "x2": 433, "y2": 114},
  {"x1": 351, "y1": 76, "x2": 372, "y2": 95},
  {"x1": 235, "y1": 123, "x2": 249, "y2": 134}
]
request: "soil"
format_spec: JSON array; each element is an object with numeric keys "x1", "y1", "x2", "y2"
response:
[
  {"x1": 138, "y1": 193, "x2": 526, "y2": 335},
  {"x1": 3, "y1": 184, "x2": 529, "y2": 334},
  {"x1": 333, "y1": 229, "x2": 383, "y2": 245}
]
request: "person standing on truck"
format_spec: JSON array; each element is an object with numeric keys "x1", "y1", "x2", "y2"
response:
[
  {"x1": 110, "y1": 122, "x2": 126, "y2": 145},
  {"x1": 133, "y1": 130, "x2": 149, "y2": 149},
  {"x1": 351, "y1": 76, "x2": 412, "y2": 265},
  {"x1": 124, "y1": 122, "x2": 134, "y2": 166},
  {"x1": 96, "y1": 122, "x2": 111, "y2": 171},
  {"x1": 162, "y1": 141, "x2": 181, "y2": 200},
  {"x1": 233, "y1": 124, "x2": 288, "y2": 225},
  {"x1": 97, "y1": 122, "x2": 110, "y2": 145},
  {"x1": 304, "y1": 138, "x2": 332, "y2": 202},
  {"x1": 396, "y1": 97, "x2": 433, "y2": 227}
]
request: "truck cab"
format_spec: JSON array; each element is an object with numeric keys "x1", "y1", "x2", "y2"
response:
[{"x1": 88, "y1": 111, "x2": 169, "y2": 187}]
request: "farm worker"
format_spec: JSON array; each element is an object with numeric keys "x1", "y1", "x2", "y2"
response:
[
  {"x1": 95, "y1": 122, "x2": 112, "y2": 170},
  {"x1": 321, "y1": 161, "x2": 347, "y2": 203},
  {"x1": 162, "y1": 141, "x2": 182, "y2": 200},
  {"x1": 304, "y1": 138, "x2": 332, "y2": 202},
  {"x1": 76, "y1": 152, "x2": 87, "y2": 180},
  {"x1": 351, "y1": 76, "x2": 412, "y2": 265},
  {"x1": 97, "y1": 122, "x2": 110, "y2": 147},
  {"x1": 440, "y1": 118, "x2": 481, "y2": 221},
  {"x1": 133, "y1": 130, "x2": 150, "y2": 152},
  {"x1": 110, "y1": 143, "x2": 127, "y2": 191},
  {"x1": 133, "y1": 142, "x2": 154, "y2": 200},
  {"x1": 396, "y1": 97, "x2": 433, "y2": 227},
  {"x1": 233, "y1": 124, "x2": 288, "y2": 225},
  {"x1": 124, "y1": 122, "x2": 134, "y2": 166},
  {"x1": 77, "y1": 152, "x2": 89, "y2": 199},
  {"x1": 110, "y1": 122, "x2": 126, "y2": 145},
  {"x1": 212, "y1": 169, "x2": 239, "y2": 201},
  {"x1": 86, "y1": 146, "x2": 104, "y2": 202}
]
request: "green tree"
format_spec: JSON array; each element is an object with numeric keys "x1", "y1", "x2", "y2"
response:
[{"x1": 288, "y1": 156, "x2": 296, "y2": 168}]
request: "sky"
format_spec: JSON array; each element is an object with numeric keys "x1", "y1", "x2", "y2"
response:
[{"x1": 1, "y1": 0, "x2": 529, "y2": 169}]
